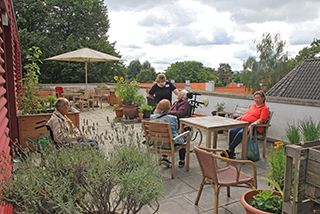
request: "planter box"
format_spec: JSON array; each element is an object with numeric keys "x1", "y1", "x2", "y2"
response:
[
  {"x1": 283, "y1": 141, "x2": 320, "y2": 214},
  {"x1": 18, "y1": 108, "x2": 80, "y2": 148}
]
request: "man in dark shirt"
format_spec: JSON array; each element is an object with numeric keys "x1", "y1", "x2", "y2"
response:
[{"x1": 148, "y1": 74, "x2": 179, "y2": 104}]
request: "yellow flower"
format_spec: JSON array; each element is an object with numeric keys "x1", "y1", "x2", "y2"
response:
[
  {"x1": 120, "y1": 76, "x2": 124, "y2": 82},
  {"x1": 114, "y1": 76, "x2": 119, "y2": 81},
  {"x1": 273, "y1": 141, "x2": 284, "y2": 149}
]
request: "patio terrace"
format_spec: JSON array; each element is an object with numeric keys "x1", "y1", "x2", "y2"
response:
[{"x1": 81, "y1": 104, "x2": 271, "y2": 214}]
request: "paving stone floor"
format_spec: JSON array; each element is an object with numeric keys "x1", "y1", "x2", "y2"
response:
[{"x1": 81, "y1": 104, "x2": 272, "y2": 214}]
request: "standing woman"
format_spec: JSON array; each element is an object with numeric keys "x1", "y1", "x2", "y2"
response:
[{"x1": 148, "y1": 74, "x2": 179, "y2": 104}]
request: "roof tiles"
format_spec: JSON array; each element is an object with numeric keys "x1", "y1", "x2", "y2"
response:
[{"x1": 267, "y1": 59, "x2": 320, "y2": 100}]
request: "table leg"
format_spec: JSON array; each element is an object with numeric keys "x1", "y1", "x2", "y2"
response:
[
  {"x1": 212, "y1": 130, "x2": 218, "y2": 148},
  {"x1": 206, "y1": 130, "x2": 212, "y2": 148},
  {"x1": 180, "y1": 123, "x2": 185, "y2": 134},
  {"x1": 241, "y1": 125, "x2": 248, "y2": 159},
  {"x1": 186, "y1": 134, "x2": 190, "y2": 172}
]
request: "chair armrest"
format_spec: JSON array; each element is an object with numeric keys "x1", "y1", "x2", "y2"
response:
[
  {"x1": 224, "y1": 111, "x2": 233, "y2": 117},
  {"x1": 173, "y1": 130, "x2": 190, "y2": 142},
  {"x1": 214, "y1": 155, "x2": 257, "y2": 180},
  {"x1": 256, "y1": 124, "x2": 270, "y2": 128},
  {"x1": 196, "y1": 146, "x2": 229, "y2": 157}
]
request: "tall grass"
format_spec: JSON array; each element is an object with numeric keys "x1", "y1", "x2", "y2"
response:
[
  {"x1": 286, "y1": 123, "x2": 301, "y2": 144},
  {"x1": 299, "y1": 118, "x2": 320, "y2": 142}
]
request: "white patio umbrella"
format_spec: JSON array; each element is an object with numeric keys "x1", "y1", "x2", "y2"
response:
[{"x1": 46, "y1": 48, "x2": 121, "y2": 89}]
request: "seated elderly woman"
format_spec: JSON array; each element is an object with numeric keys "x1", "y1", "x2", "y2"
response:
[
  {"x1": 47, "y1": 98, "x2": 83, "y2": 144},
  {"x1": 223, "y1": 91, "x2": 270, "y2": 159},
  {"x1": 151, "y1": 99, "x2": 186, "y2": 168},
  {"x1": 169, "y1": 89, "x2": 190, "y2": 118}
]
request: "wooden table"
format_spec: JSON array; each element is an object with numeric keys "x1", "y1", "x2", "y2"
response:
[
  {"x1": 63, "y1": 92, "x2": 83, "y2": 106},
  {"x1": 180, "y1": 116, "x2": 249, "y2": 159}
]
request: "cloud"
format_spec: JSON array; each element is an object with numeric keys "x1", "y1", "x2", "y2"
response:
[
  {"x1": 123, "y1": 44, "x2": 142, "y2": 49},
  {"x1": 106, "y1": 0, "x2": 320, "y2": 72},
  {"x1": 146, "y1": 27, "x2": 234, "y2": 46},
  {"x1": 201, "y1": 0, "x2": 320, "y2": 23},
  {"x1": 289, "y1": 27, "x2": 320, "y2": 45},
  {"x1": 234, "y1": 50, "x2": 255, "y2": 61},
  {"x1": 105, "y1": 0, "x2": 173, "y2": 11},
  {"x1": 211, "y1": 28, "x2": 234, "y2": 45},
  {"x1": 138, "y1": 15, "x2": 170, "y2": 27}
]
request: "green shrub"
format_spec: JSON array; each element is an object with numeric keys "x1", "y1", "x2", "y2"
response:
[
  {"x1": 1, "y1": 122, "x2": 162, "y2": 214},
  {"x1": 18, "y1": 47, "x2": 42, "y2": 114}
]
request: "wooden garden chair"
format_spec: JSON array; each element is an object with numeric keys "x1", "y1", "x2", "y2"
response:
[
  {"x1": 226, "y1": 104, "x2": 249, "y2": 119},
  {"x1": 142, "y1": 120, "x2": 191, "y2": 179},
  {"x1": 194, "y1": 146, "x2": 257, "y2": 214},
  {"x1": 255, "y1": 111, "x2": 273, "y2": 158}
]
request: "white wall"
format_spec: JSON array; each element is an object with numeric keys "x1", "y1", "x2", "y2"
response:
[{"x1": 192, "y1": 94, "x2": 320, "y2": 141}]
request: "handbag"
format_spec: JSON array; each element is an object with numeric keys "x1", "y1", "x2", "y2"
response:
[{"x1": 246, "y1": 126, "x2": 260, "y2": 162}]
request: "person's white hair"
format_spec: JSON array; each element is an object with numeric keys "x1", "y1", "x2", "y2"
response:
[{"x1": 178, "y1": 89, "x2": 188, "y2": 99}]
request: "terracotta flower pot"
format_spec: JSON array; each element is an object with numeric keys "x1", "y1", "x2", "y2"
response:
[
  {"x1": 138, "y1": 112, "x2": 144, "y2": 120},
  {"x1": 240, "y1": 190, "x2": 282, "y2": 214},
  {"x1": 115, "y1": 109, "x2": 124, "y2": 118},
  {"x1": 123, "y1": 104, "x2": 137, "y2": 119}
]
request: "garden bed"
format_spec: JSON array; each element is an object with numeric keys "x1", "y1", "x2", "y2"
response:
[{"x1": 18, "y1": 107, "x2": 80, "y2": 148}]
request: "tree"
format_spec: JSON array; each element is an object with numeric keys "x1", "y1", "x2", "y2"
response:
[
  {"x1": 216, "y1": 63, "x2": 232, "y2": 86},
  {"x1": 230, "y1": 71, "x2": 241, "y2": 83},
  {"x1": 165, "y1": 61, "x2": 217, "y2": 83},
  {"x1": 241, "y1": 33, "x2": 292, "y2": 92},
  {"x1": 13, "y1": 0, "x2": 122, "y2": 83},
  {"x1": 136, "y1": 61, "x2": 156, "y2": 83},
  {"x1": 295, "y1": 39, "x2": 320, "y2": 64},
  {"x1": 126, "y1": 60, "x2": 142, "y2": 80}
]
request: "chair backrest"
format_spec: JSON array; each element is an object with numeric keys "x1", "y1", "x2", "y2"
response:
[
  {"x1": 55, "y1": 86, "x2": 64, "y2": 97},
  {"x1": 142, "y1": 120, "x2": 174, "y2": 151},
  {"x1": 194, "y1": 146, "x2": 218, "y2": 183},
  {"x1": 256, "y1": 111, "x2": 273, "y2": 139},
  {"x1": 265, "y1": 111, "x2": 273, "y2": 125},
  {"x1": 233, "y1": 104, "x2": 249, "y2": 118}
]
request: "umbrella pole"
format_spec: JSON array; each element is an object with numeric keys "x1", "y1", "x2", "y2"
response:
[{"x1": 85, "y1": 62, "x2": 88, "y2": 90}]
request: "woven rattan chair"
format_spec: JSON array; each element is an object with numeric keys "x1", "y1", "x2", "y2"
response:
[{"x1": 194, "y1": 146, "x2": 257, "y2": 214}]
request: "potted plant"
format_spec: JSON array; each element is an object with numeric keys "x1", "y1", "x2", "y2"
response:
[
  {"x1": 141, "y1": 104, "x2": 153, "y2": 118},
  {"x1": 114, "y1": 76, "x2": 139, "y2": 119},
  {"x1": 1, "y1": 123, "x2": 162, "y2": 214},
  {"x1": 241, "y1": 141, "x2": 284, "y2": 214},
  {"x1": 16, "y1": 47, "x2": 79, "y2": 148},
  {"x1": 212, "y1": 102, "x2": 226, "y2": 117},
  {"x1": 241, "y1": 189, "x2": 282, "y2": 214},
  {"x1": 113, "y1": 104, "x2": 124, "y2": 118},
  {"x1": 138, "y1": 107, "x2": 144, "y2": 120}
]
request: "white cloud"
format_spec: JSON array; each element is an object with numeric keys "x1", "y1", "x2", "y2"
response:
[{"x1": 105, "y1": 0, "x2": 320, "y2": 72}]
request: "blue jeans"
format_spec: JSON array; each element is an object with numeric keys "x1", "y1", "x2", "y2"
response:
[{"x1": 228, "y1": 128, "x2": 244, "y2": 152}]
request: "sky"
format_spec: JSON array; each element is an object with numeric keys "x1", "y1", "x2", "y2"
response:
[{"x1": 104, "y1": 0, "x2": 320, "y2": 72}]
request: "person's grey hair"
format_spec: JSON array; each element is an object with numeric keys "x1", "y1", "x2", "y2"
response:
[
  {"x1": 55, "y1": 97, "x2": 69, "y2": 109},
  {"x1": 180, "y1": 89, "x2": 188, "y2": 98},
  {"x1": 253, "y1": 90, "x2": 266, "y2": 103}
]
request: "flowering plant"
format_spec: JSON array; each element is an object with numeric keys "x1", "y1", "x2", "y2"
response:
[
  {"x1": 268, "y1": 141, "x2": 286, "y2": 190},
  {"x1": 114, "y1": 76, "x2": 139, "y2": 105}
]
